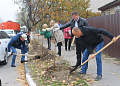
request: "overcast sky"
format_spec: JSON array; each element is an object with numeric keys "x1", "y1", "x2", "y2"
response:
[{"x1": 0, "y1": 0, "x2": 19, "y2": 23}]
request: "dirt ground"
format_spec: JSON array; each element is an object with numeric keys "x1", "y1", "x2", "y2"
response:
[{"x1": 27, "y1": 40, "x2": 88, "y2": 86}]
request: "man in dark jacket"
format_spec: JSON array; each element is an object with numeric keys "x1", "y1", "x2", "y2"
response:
[
  {"x1": 8, "y1": 33, "x2": 28, "y2": 67},
  {"x1": 60, "y1": 11, "x2": 89, "y2": 67},
  {"x1": 72, "y1": 26, "x2": 117, "y2": 81}
]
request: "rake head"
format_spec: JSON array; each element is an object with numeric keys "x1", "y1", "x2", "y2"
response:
[{"x1": 69, "y1": 65, "x2": 81, "y2": 74}]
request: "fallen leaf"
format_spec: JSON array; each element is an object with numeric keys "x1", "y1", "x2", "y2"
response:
[
  {"x1": 16, "y1": 79, "x2": 20, "y2": 81},
  {"x1": 74, "y1": 81, "x2": 77, "y2": 84},
  {"x1": 87, "y1": 73, "x2": 92, "y2": 75},
  {"x1": 78, "y1": 83, "x2": 84, "y2": 86},
  {"x1": 4, "y1": 82, "x2": 9, "y2": 84},
  {"x1": 35, "y1": 71, "x2": 38, "y2": 73},
  {"x1": 86, "y1": 79, "x2": 92, "y2": 82},
  {"x1": 62, "y1": 80, "x2": 66, "y2": 83},
  {"x1": 70, "y1": 81, "x2": 74, "y2": 85},
  {"x1": 89, "y1": 81, "x2": 94, "y2": 84},
  {"x1": 76, "y1": 78, "x2": 80, "y2": 81}
]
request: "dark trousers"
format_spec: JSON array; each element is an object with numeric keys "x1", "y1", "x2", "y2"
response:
[
  {"x1": 57, "y1": 42, "x2": 62, "y2": 56},
  {"x1": 75, "y1": 38, "x2": 86, "y2": 66},
  {"x1": 47, "y1": 37, "x2": 51, "y2": 49},
  {"x1": 65, "y1": 38, "x2": 71, "y2": 50}
]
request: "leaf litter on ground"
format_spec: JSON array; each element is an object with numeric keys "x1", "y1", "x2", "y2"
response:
[{"x1": 27, "y1": 40, "x2": 89, "y2": 86}]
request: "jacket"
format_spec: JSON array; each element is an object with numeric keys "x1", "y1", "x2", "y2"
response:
[
  {"x1": 79, "y1": 26, "x2": 114, "y2": 54},
  {"x1": 41, "y1": 28, "x2": 52, "y2": 38},
  {"x1": 64, "y1": 27, "x2": 71, "y2": 39},
  {"x1": 60, "y1": 17, "x2": 89, "y2": 37},
  {"x1": 8, "y1": 33, "x2": 27, "y2": 53}
]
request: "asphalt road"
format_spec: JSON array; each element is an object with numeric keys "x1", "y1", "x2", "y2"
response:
[{"x1": 0, "y1": 49, "x2": 22, "y2": 86}]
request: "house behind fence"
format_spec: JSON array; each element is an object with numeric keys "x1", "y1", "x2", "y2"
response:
[{"x1": 86, "y1": 13, "x2": 120, "y2": 59}]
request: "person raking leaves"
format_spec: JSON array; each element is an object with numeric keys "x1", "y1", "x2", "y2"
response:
[
  {"x1": 72, "y1": 26, "x2": 117, "y2": 81},
  {"x1": 8, "y1": 33, "x2": 29, "y2": 67}
]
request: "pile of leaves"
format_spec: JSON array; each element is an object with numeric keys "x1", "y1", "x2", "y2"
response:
[{"x1": 27, "y1": 40, "x2": 89, "y2": 86}]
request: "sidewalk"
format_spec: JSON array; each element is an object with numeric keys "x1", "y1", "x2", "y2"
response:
[{"x1": 38, "y1": 35, "x2": 120, "y2": 86}]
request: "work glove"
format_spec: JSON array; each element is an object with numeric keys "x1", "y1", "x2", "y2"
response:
[
  {"x1": 8, "y1": 52, "x2": 11, "y2": 56},
  {"x1": 25, "y1": 53, "x2": 29, "y2": 57},
  {"x1": 28, "y1": 44, "x2": 30, "y2": 47}
]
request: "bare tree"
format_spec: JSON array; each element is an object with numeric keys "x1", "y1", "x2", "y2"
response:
[{"x1": 15, "y1": 0, "x2": 42, "y2": 31}]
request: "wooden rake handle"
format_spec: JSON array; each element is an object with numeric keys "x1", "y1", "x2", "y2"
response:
[
  {"x1": 13, "y1": 53, "x2": 35, "y2": 57},
  {"x1": 81, "y1": 35, "x2": 120, "y2": 66},
  {"x1": 71, "y1": 36, "x2": 75, "y2": 45}
]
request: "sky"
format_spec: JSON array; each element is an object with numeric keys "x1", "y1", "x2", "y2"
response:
[{"x1": 0, "y1": 0, "x2": 19, "y2": 23}]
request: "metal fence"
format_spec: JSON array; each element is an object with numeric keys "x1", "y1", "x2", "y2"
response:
[{"x1": 86, "y1": 13, "x2": 120, "y2": 59}]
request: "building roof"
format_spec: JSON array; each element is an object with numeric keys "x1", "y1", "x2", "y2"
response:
[{"x1": 98, "y1": 0, "x2": 120, "y2": 11}]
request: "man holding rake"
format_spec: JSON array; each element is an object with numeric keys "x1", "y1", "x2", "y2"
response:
[{"x1": 72, "y1": 26, "x2": 117, "y2": 81}]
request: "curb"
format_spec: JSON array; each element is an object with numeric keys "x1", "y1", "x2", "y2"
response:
[{"x1": 24, "y1": 56, "x2": 36, "y2": 86}]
